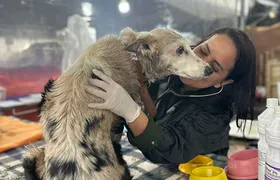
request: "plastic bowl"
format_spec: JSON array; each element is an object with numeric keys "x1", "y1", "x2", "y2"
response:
[
  {"x1": 189, "y1": 166, "x2": 228, "y2": 180},
  {"x1": 179, "y1": 155, "x2": 214, "y2": 175},
  {"x1": 227, "y1": 149, "x2": 258, "y2": 178}
]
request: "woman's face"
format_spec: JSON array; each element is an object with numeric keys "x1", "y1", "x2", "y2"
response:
[{"x1": 180, "y1": 34, "x2": 237, "y2": 89}]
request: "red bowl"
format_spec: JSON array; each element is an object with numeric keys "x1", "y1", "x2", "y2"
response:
[{"x1": 227, "y1": 149, "x2": 258, "y2": 178}]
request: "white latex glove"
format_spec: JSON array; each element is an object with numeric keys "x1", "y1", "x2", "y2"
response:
[{"x1": 86, "y1": 69, "x2": 141, "y2": 123}]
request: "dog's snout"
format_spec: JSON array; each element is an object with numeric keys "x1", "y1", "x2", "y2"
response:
[{"x1": 204, "y1": 66, "x2": 214, "y2": 76}]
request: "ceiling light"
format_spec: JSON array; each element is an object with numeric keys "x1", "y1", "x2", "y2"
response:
[
  {"x1": 118, "y1": 0, "x2": 130, "y2": 14},
  {"x1": 82, "y1": 2, "x2": 93, "y2": 17}
]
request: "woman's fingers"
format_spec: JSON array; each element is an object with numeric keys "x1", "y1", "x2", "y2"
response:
[
  {"x1": 88, "y1": 102, "x2": 107, "y2": 109},
  {"x1": 92, "y1": 69, "x2": 113, "y2": 84},
  {"x1": 85, "y1": 86, "x2": 107, "y2": 99},
  {"x1": 88, "y1": 78, "x2": 109, "y2": 90}
]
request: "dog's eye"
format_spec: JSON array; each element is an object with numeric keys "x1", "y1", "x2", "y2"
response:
[
  {"x1": 142, "y1": 44, "x2": 150, "y2": 50},
  {"x1": 176, "y1": 46, "x2": 184, "y2": 55}
]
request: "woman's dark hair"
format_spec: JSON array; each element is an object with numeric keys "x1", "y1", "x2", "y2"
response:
[{"x1": 207, "y1": 28, "x2": 256, "y2": 128}]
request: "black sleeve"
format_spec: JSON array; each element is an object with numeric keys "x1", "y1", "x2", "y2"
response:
[{"x1": 127, "y1": 104, "x2": 232, "y2": 164}]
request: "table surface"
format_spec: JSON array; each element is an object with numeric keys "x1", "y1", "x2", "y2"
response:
[{"x1": 0, "y1": 135, "x2": 228, "y2": 180}]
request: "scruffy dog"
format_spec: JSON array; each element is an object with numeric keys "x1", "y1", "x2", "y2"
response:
[{"x1": 22, "y1": 27, "x2": 213, "y2": 180}]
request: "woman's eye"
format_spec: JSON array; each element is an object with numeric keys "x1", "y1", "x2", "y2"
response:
[
  {"x1": 212, "y1": 67, "x2": 218, "y2": 72},
  {"x1": 212, "y1": 64, "x2": 218, "y2": 72},
  {"x1": 200, "y1": 49, "x2": 207, "y2": 56},
  {"x1": 176, "y1": 46, "x2": 184, "y2": 55}
]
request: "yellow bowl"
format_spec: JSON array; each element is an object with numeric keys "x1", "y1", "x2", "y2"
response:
[
  {"x1": 178, "y1": 155, "x2": 214, "y2": 174},
  {"x1": 190, "y1": 166, "x2": 228, "y2": 180}
]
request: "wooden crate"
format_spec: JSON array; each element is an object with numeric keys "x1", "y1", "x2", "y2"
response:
[
  {"x1": 265, "y1": 58, "x2": 280, "y2": 98},
  {"x1": 257, "y1": 46, "x2": 280, "y2": 86},
  {"x1": 246, "y1": 23, "x2": 280, "y2": 87}
]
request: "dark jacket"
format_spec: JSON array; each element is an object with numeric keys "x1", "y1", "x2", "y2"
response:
[{"x1": 126, "y1": 75, "x2": 234, "y2": 164}]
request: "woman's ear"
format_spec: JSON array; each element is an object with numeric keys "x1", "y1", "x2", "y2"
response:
[{"x1": 214, "y1": 79, "x2": 234, "y2": 88}]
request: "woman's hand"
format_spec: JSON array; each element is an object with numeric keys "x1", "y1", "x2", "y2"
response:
[{"x1": 85, "y1": 69, "x2": 141, "y2": 123}]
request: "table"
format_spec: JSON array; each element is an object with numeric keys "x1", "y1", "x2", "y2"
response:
[{"x1": 0, "y1": 135, "x2": 228, "y2": 180}]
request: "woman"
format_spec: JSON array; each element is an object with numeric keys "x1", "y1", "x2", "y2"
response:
[{"x1": 85, "y1": 28, "x2": 256, "y2": 164}]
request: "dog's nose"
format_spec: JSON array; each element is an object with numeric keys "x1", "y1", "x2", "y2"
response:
[{"x1": 204, "y1": 66, "x2": 214, "y2": 76}]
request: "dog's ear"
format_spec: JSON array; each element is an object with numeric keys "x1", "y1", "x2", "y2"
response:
[
  {"x1": 125, "y1": 32, "x2": 157, "y2": 53},
  {"x1": 125, "y1": 39, "x2": 149, "y2": 52},
  {"x1": 120, "y1": 27, "x2": 137, "y2": 46}
]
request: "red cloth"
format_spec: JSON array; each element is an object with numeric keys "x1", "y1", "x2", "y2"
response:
[{"x1": 0, "y1": 65, "x2": 61, "y2": 97}]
